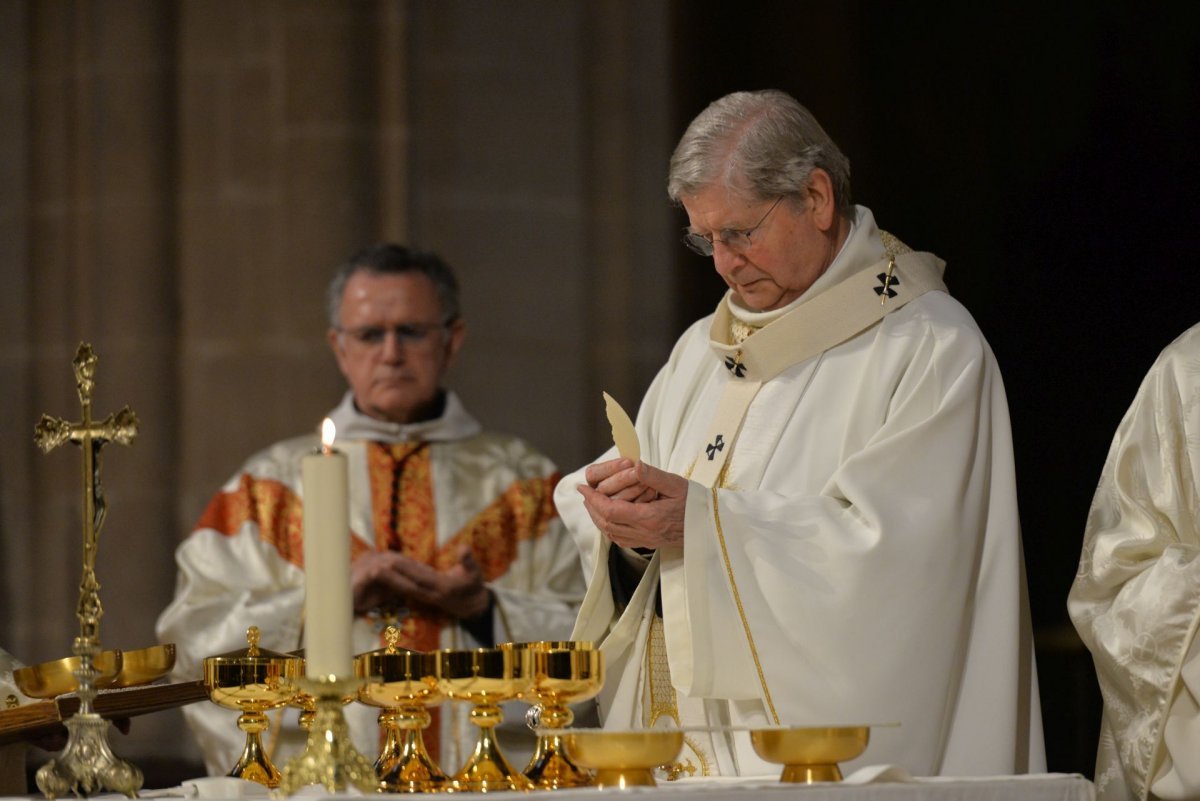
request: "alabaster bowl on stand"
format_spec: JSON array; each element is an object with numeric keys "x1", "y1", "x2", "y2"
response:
[
  {"x1": 13, "y1": 649, "x2": 123, "y2": 699},
  {"x1": 356, "y1": 628, "x2": 447, "y2": 793},
  {"x1": 517, "y1": 641, "x2": 603, "y2": 789},
  {"x1": 560, "y1": 729, "x2": 685, "y2": 788},
  {"x1": 749, "y1": 725, "x2": 870, "y2": 783},
  {"x1": 202, "y1": 626, "x2": 302, "y2": 789},
  {"x1": 438, "y1": 645, "x2": 533, "y2": 792}
]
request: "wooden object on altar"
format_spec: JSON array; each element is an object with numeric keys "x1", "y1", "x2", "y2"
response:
[{"x1": 0, "y1": 680, "x2": 207, "y2": 748}]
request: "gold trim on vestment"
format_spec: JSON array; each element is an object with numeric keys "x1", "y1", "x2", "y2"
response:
[{"x1": 709, "y1": 485, "x2": 779, "y2": 724}]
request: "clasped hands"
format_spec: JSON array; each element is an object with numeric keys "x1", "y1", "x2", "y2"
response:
[
  {"x1": 576, "y1": 458, "x2": 687, "y2": 549},
  {"x1": 351, "y1": 546, "x2": 490, "y2": 621}
]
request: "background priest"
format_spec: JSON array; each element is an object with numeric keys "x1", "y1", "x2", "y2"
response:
[
  {"x1": 1069, "y1": 322, "x2": 1200, "y2": 801},
  {"x1": 157, "y1": 244, "x2": 585, "y2": 776},
  {"x1": 556, "y1": 89, "x2": 1045, "y2": 778}
]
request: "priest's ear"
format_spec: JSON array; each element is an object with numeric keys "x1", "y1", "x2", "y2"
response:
[
  {"x1": 442, "y1": 317, "x2": 467, "y2": 369},
  {"x1": 805, "y1": 167, "x2": 838, "y2": 233}
]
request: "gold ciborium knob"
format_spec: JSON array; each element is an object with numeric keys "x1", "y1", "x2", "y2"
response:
[
  {"x1": 355, "y1": 627, "x2": 447, "y2": 793},
  {"x1": 519, "y1": 641, "x2": 602, "y2": 789},
  {"x1": 438, "y1": 645, "x2": 533, "y2": 792},
  {"x1": 202, "y1": 626, "x2": 302, "y2": 788}
]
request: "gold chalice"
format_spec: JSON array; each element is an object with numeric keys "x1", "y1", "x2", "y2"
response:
[
  {"x1": 356, "y1": 627, "x2": 447, "y2": 793},
  {"x1": 749, "y1": 725, "x2": 870, "y2": 783},
  {"x1": 202, "y1": 626, "x2": 302, "y2": 788},
  {"x1": 438, "y1": 646, "x2": 533, "y2": 791},
  {"x1": 560, "y1": 729, "x2": 684, "y2": 788},
  {"x1": 519, "y1": 641, "x2": 602, "y2": 789}
]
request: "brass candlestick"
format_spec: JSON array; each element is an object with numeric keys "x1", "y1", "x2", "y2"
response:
[
  {"x1": 356, "y1": 627, "x2": 447, "y2": 793},
  {"x1": 439, "y1": 646, "x2": 533, "y2": 792},
  {"x1": 277, "y1": 676, "x2": 378, "y2": 796},
  {"x1": 32, "y1": 343, "x2": 143, "y2": 800},
  {"x1": 521, "y1": 641, "x2": 603, "y2": 789}
]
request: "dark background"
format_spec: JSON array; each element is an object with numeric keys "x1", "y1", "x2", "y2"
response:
[{"x1": 670, "y1": 2, "x2": 1199, "y2": 775}]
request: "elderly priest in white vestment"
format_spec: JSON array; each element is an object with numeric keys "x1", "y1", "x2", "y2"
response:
[
  {"x1": 1069, "y1": 322, "x2": 1200, "y2": 801},
  {"x1": 556, "y1": 89, "x2": 1045, "y2": 779}
]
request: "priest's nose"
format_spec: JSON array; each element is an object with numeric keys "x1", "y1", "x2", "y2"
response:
[
  {"x1": 380, "y1": 331, "x2": 407, "y2": 363},
  {"x1": 711, "y1": 241, "x2": 747, "y2": 280}
]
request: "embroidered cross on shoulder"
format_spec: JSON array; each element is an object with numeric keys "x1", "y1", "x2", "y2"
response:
[
  {"x1": 874, "y1": 271, "x2": 899, "y2": 300},
  {"x1": 706, "y1": 434, "x2": 725, "y2": 461},
  {"x1": 724, "y1": 356, "x2": 747, "y2": 378}
]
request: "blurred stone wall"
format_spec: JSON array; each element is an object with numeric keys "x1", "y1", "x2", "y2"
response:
[{"x1": 0, "y1": 0, "x2": 674, "y2": 780}]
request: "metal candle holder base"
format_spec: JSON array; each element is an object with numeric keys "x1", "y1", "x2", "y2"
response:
[
  {"x1": 36, "y1": 711, "x2": 143, "y2": 799},
  {"x1": 277, "y1": 676, "x2": 378, "y2": 796}
]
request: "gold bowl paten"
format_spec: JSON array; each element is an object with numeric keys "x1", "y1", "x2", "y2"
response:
[
  {"x1": 203, "y1": 626, "x2": 302, "y2": 788},
  {"x1": 112, "y1": 643, "x2": 175, "y2": 687},
  {"x1": 12, "y1": 649, "x2": 123, "y2": 698},
  {"x1": 749, "y1": 725, "x2": 870, "y2": 783},
  {"x1": 560, "y1": 729, "x2": 684, "y2": 788}
]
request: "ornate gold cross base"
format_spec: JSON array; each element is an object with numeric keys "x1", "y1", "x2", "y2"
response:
[
  {"x1": 277, "y1": 677, "x2": 378, "y2": 796},
  {"x1": 35, "y1": 713, "x2": 143, "y2": 799}
]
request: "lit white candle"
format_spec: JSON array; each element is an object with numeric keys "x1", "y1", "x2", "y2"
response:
[{"x1": 301, "y1": 418, "x2": 353, "y2": 678}]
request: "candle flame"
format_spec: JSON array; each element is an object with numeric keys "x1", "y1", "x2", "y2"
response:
[{"x1": 321, "y1": 418, "x2": 336, "y2": 453}]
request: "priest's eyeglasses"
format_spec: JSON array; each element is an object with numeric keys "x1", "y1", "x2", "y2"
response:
[
  {"x1": 337, "y1": 323, "x2": 447, "y2": 350},
  {"x1": 682, "y1": 196, "x2": 784, "y2": 257}
]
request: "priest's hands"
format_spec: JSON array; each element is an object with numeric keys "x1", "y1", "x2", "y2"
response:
[
  {"x1": 577, "y1": 459, "x2": 687, "y2": 549},
  {"x1": 351, "y1": 547, "x2": 491, "y2": 621}
]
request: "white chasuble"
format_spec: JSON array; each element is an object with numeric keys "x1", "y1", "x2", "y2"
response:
[
  {"x1": 157, "y1": 391, "x2": 586, "y2": 777},
  {"x1": 559, "y1": 206, "x2": 1045, "y2": 779},
  {"x1": 1069, "y1": 322, "x2": 1200, "y2": 801}
]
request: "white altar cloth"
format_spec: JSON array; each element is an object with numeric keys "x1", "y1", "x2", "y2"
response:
[{"x1": 1, "y1": 771, "x2": 1093, "y2": 801}]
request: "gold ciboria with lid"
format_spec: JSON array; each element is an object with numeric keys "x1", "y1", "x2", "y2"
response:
[
  {"x1": 356, "y1": 626, "x2": 447, "y2": 792},
  {"x1": 202, "y1": 626, "x2": 302, "y2": 788}
]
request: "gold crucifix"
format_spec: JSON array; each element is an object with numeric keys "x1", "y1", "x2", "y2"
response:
[
  {"x1": 32, "y1": 343, "x2": 143, "y2": 799},
  {"x1": 34, "y1": 343, "x2": 138, "y2": 646}
]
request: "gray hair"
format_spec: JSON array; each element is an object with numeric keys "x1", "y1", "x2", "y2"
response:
[
  {"x1": 667, "y1": 89, "x2": 852, "y2": 217},
  {"x1": 326, "y1": 243, "x2": 461, "y2": 328}
]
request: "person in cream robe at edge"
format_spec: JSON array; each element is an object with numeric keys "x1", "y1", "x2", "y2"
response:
[
  {"x1": 1070, "y1": 322, "x2": 1200, "y2": 801},
  {"x1": 556, "y1": 89, "x2": 1045, "y2": 779},
  {"x1": 158, "y1": 244, "x2": 585, "y2": 776},
  {"x1": 1, "y1": 646, "x2": 33, "y2": 794}
]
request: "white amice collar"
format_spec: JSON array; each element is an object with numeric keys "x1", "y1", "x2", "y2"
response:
[
  {"x1": 726, "y1": 210, "x2": 861, "y2": 327},
  {"x1": 326, "y1": 390, "x2": 483, "y2": 444}
]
